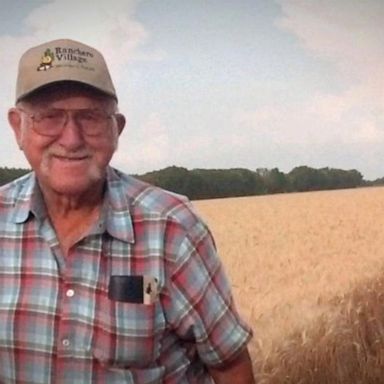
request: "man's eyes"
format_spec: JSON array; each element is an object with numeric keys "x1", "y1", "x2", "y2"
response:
[{"x1": 79, "y1": 111, "x2": 100, "y2": 120}]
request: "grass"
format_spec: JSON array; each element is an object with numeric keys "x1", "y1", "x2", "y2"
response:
[
  {"x1": 256, "y1": 274, "x2": 384, "y2": 383},
  {"x1": 193, "y1": 187, "x2": 384, "y2": 382}
]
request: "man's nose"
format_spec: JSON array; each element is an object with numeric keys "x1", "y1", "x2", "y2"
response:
[{"x1": 57, "y1": 113, "x2": 85, "y2": 148}]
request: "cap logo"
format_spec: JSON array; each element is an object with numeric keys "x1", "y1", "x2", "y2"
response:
[
  {"x1": 36, "y1": 45, "x2": 95, "y2": 73},
  {"x1": 37, "y1": 49, "x2": 55, "y2": 71}
]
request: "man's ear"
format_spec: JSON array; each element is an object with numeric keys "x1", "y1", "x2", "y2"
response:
[
  {"x1": 115, "y1": 113, "x2": 126, "y2": 136},
  {"x1": 8, "y1": 108, "x2": 24, "y2": 150}
]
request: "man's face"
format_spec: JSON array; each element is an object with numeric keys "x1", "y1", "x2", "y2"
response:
[{"x1": 8, "y1": 88, "x2": 125, "y2": 197}]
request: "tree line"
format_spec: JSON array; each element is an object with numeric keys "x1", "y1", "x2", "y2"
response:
[
  {"x1": 0, "y1": 165, "x2": 381, "y2": 200},
  {"x1": 137, "y1": 165, "x2": 367, "y2": 200}
]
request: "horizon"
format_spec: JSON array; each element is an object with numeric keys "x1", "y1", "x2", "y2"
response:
[{"x1": 0, "y1": 163, "x2": 381, "y2": 182}]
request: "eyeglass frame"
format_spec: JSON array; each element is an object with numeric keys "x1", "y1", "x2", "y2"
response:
[{"x1": 16, "y1": 107, "x2": 118, "y2": 137}]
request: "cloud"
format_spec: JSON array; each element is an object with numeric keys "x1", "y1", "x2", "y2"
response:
[
  {"x1": 113, "y1": 113, "x2": 172, "y2": 173},
  {"x1": 276, "y1": 0, "x2": 384, "y2": 101},
  {"x1": 227, "y1": 0, "x2": 384, "y2": 178},
  {"x1": 279, "y1": 0, "x2": 384, "y2": 126},
  {"x1": 0, "y1": 0, "x2": 151, "y2": 108},
  {"x1": 0, "y1": 0, "x2": 148, "y2": 86},
  {"x1": 19, "y1": 0, "x2": 150, "y2": 81}
]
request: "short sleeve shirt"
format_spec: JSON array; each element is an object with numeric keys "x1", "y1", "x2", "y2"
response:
[{"x1": 0, "y1": 167, "x2": 252, "y2": 383}]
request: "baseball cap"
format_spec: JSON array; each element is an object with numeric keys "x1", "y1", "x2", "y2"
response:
[{"x1": 16, "y1": 38, "x2": 117, "y2": 102}]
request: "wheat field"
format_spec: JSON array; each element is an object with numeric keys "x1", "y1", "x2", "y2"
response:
[{"x1": 193, "y1": 186, "x2": 384, "y2": 383}]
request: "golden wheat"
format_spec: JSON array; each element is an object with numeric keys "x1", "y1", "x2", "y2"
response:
[{"x1": 193, "y1": 186, "x2": 384, "y2": 382}]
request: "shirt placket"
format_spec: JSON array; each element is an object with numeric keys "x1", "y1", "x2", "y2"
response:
[{"x1": 53, "y1": 236, "x2": 105, "y2": 383}]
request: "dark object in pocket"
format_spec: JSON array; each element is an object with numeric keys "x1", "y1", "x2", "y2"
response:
[{"x1": 108, "y1": 275, "x2": 144, "y2": 303}]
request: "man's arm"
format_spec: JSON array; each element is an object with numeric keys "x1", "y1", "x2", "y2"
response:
[{"x1": 207, "y1": 348, "x2": 256, "y2": 384}]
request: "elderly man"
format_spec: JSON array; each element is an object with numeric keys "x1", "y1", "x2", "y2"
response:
[{"x1": 1, "y1": 39, "x2": 255, "y2": 383}]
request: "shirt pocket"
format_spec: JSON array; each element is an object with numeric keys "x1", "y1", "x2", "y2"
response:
[{"x1": 93, "y1": 299, "x2": 166, "y2": 369}]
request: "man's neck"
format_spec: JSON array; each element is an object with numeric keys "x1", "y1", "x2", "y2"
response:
[
  {"x1": 40, "y1": 182, "x2": 105, "y2": 256},
  {"x1": 39, "y1": 177, "x2": 104, "y2": 212}
]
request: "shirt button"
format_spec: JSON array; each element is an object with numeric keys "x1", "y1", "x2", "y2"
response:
[
  {"x1": 66, "y1": 289, "x2": 75, "y2": 297},
  {"x1": 62, "y1": 339, "x2": 70, "y2": 347}
]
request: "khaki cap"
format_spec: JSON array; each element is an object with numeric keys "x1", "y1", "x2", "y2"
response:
[{"x1": 16, "y1": 38, "x2": 117, "y2": 102}]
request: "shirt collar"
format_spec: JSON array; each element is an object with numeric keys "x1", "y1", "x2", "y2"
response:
[
  {"x1": 100, "y1": 167, "x2": 135, "y2": 243},
  {"x1": 12, "y1": 173, "x2": 46, "y2": 223},
  {"x1": 12, "y1": 167, "x2": 135, "y2": 244}
]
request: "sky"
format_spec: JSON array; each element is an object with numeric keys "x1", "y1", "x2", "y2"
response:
[{"x1": 0, "y1": 0, "x2": 383, "y2": 180}]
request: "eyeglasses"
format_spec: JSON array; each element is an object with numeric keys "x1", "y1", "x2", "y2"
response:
[{"x1": 17, "y1": 107, "x2": 116, "y2": 137}]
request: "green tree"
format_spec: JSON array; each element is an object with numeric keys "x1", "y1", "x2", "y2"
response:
[{"x1": 258, "y1": 168, "x2": 288, "y2": 194}]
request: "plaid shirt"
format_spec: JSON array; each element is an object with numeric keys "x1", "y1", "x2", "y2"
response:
[{"x1": 0, "y1": 167, "x2": 252, "y2": 384}]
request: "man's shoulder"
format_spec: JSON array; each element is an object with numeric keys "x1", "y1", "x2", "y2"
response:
[{"x1": 109, "y1": 168, "x2": 200, "y2": 229}]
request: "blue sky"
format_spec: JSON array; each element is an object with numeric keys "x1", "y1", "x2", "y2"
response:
[{"x1": 0, "y1": 0, "x2": 383, "y2": 179}]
